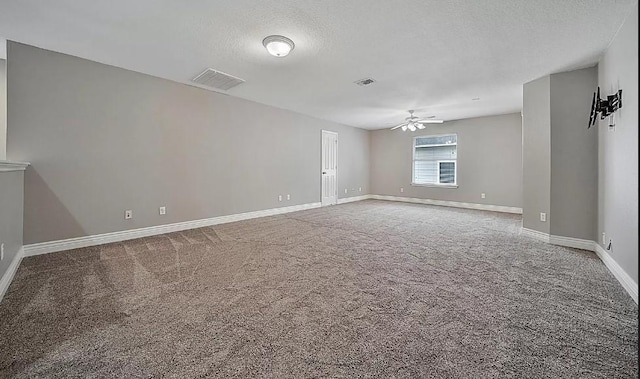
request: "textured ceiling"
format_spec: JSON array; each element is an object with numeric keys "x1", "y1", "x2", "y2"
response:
[{"x1": 0, "y1": 0, "x2": 635, "y2": 129}]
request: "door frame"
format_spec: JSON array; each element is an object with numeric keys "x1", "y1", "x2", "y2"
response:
[{"x1": 321, "y1": 130, "x2": 338, "y2": 206}]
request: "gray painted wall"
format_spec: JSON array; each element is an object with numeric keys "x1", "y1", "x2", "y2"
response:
[
  {"x1": 0, "y1": 171, "x2": 24, "y2": 282},
  {"x1": 6, "y1": 42, "x2": 370, "y2": 245},
  {"x1": 0, "y1": 59, "x2": 6, "y2": 160},
  {"x1": 597, "y1": 8, "x2": 638, "y2": 283},
  {"x1": 549, "y1": 67, "x2": 598, "y2": 240},
  {"x1": 522, "y1": 76, "x2": 551, "y2": 234},
  {"x1": 370, "y1": 113, "x2": 523, "y2": 207},
  {"x1": 523, "y1": 67, "x2": 599, "y2": 240}
]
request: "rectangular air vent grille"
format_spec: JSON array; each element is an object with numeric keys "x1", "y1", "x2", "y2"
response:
[
  {"x1": 192, "y1": 68, "x2": 245, "y2": 91},
  {"x1": 354, "y1": 77, "x2": 376, "y2": 86}
]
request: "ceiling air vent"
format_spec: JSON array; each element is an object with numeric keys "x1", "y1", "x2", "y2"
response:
[
  {"x1": 354, "y1": 78, "x2": 376, "y2": 86},
  {"x1": 192, "y1": 68, "x2": 245, "y2": 91}
]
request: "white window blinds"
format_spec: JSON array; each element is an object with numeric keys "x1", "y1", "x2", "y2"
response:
[{"x1": 413, "y1": 135, "x2": 457, "y2": 185}]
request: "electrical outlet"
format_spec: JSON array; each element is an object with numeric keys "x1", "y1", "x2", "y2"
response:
[
  {"x1": 344, "y1": 188, "x2": 348, "y2": 194},
  {"x1": 540, "y1": 212, "x2": 546, "y2": 222},
  {"x1": 286, "y1": 194, "x2": 290, "y2": 200},
  {"x1": 602, "y1": 232, "x2": 606, "y2": 245},
  {"x1": 278, "y1": 195, "x2": 282, "y2": 202},
  {"x1": 1, "y1": 243, "x2": 4, "y2": 261},
  {"x1": 125, "y1": 210, "x2": 133, "y2": 220},
  {"x1": 400, "y1": 187, "x2": 404, "y2": 193},
  {"x1": 159, "y1": 206, "x2": 166, "y2": 215},
  {"x1": 359, "y1": 187, "x2": 362, "y2": 192},
  {"x1": 481, "y1": 193, "x2": 486, "y2": 199}
]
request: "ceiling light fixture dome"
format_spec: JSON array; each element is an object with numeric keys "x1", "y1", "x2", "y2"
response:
[{"x1": 262, "y1": 35, "x2": 295, "y2": 57}]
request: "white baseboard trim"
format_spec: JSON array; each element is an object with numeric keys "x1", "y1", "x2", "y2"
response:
[
  {"x1": 593, "y1": 243, "x2": 638, "y2": 304},
  {"x1": 369, "y1": 195, "x2": 523, "y2": 214},
  {"x1": 549, "y1": 234, "x2": 596, "y2": 251},
  {"x1": 0, "y1": 247, "x2": 24, "y2": 303},
  {"x1": 521, "y1": 227, "x2": 551, "y2": 242},
  {"x1": 23, "y1": 202, "x2": 322, "y2": 257},
  {"x1": 337, "y1": 195, "x2": 372, "y2": 204},
  {"x1": 521, "y1": 227, "x2": 638, "y2": 305}
]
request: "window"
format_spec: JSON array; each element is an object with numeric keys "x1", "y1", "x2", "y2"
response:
[{"x1": 412, "y1": 134, "x2": 457, "y2": 186}]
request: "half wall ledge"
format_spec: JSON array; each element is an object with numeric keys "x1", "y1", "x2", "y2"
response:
[{"x1": 0, "y1": 161, "x2": 30, "y2": 172}]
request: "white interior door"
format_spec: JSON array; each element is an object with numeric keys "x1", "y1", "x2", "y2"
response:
[{"x1": 321, "y1": 130, "x2": 338, "y2": 206}]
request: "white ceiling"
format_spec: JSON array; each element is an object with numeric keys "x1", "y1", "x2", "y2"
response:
[{"x1": 0, "y1": 0, "x2": 635, "y2": 129}]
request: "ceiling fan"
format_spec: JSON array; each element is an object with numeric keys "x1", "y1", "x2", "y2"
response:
[{"x1": 390, "y1": 110, "x2": 443, "y2": 131}]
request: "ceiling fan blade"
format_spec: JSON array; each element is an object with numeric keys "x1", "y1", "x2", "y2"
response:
[
  {"x1": 390, "y1": 122, "x2": 408, "y2": 130},
  {"x1": 417, "y1": 119, "x2": 444, "y2": 124}
]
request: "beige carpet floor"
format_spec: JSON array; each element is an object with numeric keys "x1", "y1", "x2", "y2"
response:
[{"x1": 0, "y1": 200, "x2": 637, "y2": 378}]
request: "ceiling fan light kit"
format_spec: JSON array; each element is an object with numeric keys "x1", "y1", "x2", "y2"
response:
[{"x1": 391, "y1": 110, "x2": 444, "y2": 131}]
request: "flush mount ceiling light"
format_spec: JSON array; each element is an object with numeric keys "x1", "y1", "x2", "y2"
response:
[
  {"x1": 262, "y1": 35, "x2": 295, "y2": 57},
  {"x1": 390, "y1": 110, "x2": 444, "y2": 131}
]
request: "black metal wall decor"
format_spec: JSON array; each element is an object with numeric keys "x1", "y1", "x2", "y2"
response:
[{"x1": 588, "y1": 87, "x2": 623, "y2": 128}]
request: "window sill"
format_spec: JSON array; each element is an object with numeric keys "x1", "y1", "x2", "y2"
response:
[{"x1": 411, "y1": 183, "x2": 458, "y2": 189}]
